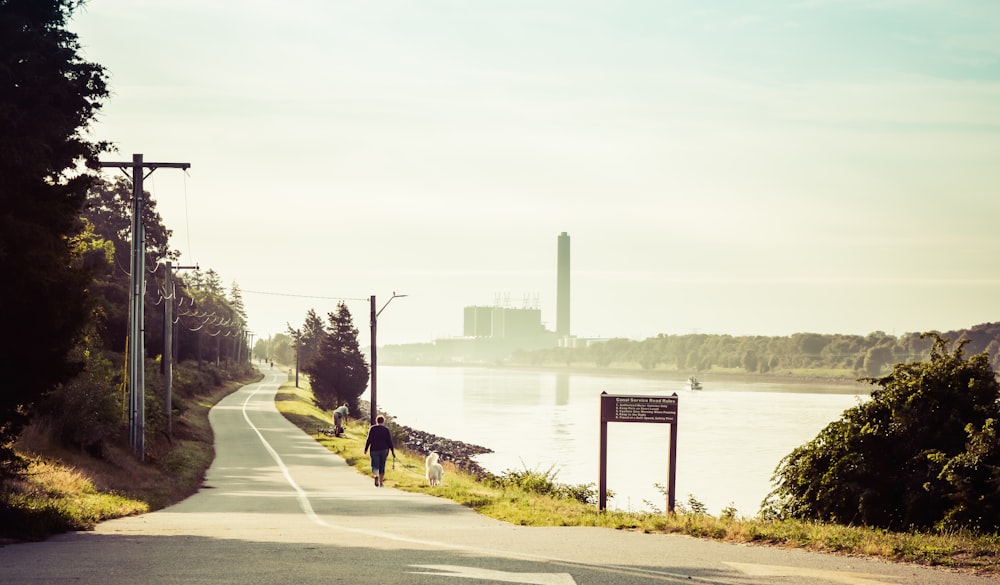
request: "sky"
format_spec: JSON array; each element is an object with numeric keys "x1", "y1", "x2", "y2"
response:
[{"x1": 69, "y1": 1, "x2": 1000, "y2": 346}]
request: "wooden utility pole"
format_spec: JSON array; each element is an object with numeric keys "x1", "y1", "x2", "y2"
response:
[
  {"x1": 163, "y1": 261, "x2": 197, "y2": 438},
  {"x1": 369, "y1": 295, "x2": 377, "y2": 425},
  {"x1": 164, "y1": 261, "x2": 172, "y2": 438},
  {"x1": 99, "y1": 154, "x2": 190, "y2": 460}
]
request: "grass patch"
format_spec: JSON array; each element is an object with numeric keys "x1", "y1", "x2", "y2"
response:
[
  {"x1": 1, "y1": 366, "x2": 259, "y2": 542},
  {"x1": 276, "y1": 379, "x2": 1000, "y2": 575},
  {"x1": 0, "y1": 457, "x2": 147, "y2": 540}
]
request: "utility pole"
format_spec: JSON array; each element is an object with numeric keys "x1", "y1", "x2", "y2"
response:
[
  {"x1": 163, "y1": 261, "x2": 197, "y2": 439},
  {"x1": 164, "y1": 261, "x2": 172, "y2": 439},
  {"x1": 369, "y1": 296, "x2": 376, "y2": 425},
  {"x1": 100, "y1": 154, "x2": 190, "y2": 460}
]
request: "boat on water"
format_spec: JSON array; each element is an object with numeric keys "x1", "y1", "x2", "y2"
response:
[{"x1": 686, "y1": 376, "x2": 703, "y2": 390}]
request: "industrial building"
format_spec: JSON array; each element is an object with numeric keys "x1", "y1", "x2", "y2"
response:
[{"x1": 380, "y1": 232, "x2": 573, "y2": 363}]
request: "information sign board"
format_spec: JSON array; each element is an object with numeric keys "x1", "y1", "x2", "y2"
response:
[
  {"x1": 599, "y1": 392, "x2": 678, "y2": 513},
  {"x1": 601, "y1": 394, "x2": 677, "y2": 424}
]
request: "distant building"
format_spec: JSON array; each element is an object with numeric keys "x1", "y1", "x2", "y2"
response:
[
  {"x1": 462, "y1": 305, "x2": 552, "y2": 349},
  {"x1": 556, "y1": 232, "x2": 571, "y2": 337},
  {"x1": 381, "y1": 232, "x2": 572, "y2": 364},
  {"x1": 463, "y1": 306, "x2": 494, "y2": 337}
]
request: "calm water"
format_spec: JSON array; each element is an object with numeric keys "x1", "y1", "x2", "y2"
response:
[{"x1": 364, "y1": 365, "x2": 868, "y2": 516}]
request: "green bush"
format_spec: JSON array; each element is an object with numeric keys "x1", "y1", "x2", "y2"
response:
[
  {"x1": 36, "y1": 345, "x2": 123, "y2": 455},
  {"x1": 490, "y1": 464, "x2": 598, "y2": 505},
  {"x1": 768, "y1": 334, "x2": 1000, "y2": 532}
]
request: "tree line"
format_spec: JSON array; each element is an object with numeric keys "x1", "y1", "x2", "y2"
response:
[
  {"x1": 510, "y1": 324, "x2": 1000, "y2": 377},
  {"x1": 0, "y1": 1, "x2": 249, "y2": 472}
]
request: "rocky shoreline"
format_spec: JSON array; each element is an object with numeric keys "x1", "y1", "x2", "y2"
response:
[
  {"x1": 392, "y1": 424, "x2": 494, "y2": 479},
  {"x1": 347, "y1": 401, "x2": 495, "y2": 479}
]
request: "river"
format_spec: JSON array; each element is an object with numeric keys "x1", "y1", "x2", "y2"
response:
[{"x1": 364, "y1": 365, "x2": 869, "y2": 517}]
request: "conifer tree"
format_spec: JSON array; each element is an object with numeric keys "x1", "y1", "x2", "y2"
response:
[
  {"x1": 310, "y1": 302, "x2": 370, "y2": 414},
  {"x1": 293, "y1": 309, "x2": 326, "y2": 377}
]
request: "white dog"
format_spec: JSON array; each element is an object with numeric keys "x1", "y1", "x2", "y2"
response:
[{"x1": 425, "y1": 452, "x2": 444, "y2": 486}]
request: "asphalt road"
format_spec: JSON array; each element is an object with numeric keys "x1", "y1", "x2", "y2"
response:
[{"x1": 1, "y1": 364, "x2": 995, "y2": 585}]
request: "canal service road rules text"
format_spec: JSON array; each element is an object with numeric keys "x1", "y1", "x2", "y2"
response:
[{"x1": 601, "y1": 394, "x2": 678, "y2": 424}]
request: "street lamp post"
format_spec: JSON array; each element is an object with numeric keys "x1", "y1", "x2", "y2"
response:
[{"x1": 370, "y1": 292, "x2": 407, "y2": 425}]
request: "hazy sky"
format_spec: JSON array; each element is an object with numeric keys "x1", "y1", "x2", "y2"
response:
[{"x1": 70, "y1": 1, "x2": 1000, "y2": 345}]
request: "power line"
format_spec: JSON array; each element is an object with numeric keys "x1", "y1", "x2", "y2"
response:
[{"x1": 242, "y1": 289, "x2": 368, "y2": 302}]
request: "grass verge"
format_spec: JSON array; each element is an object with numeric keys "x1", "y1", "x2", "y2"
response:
[
  {"x1": 276, "y1": 379, "x2": 1000, "y2": 575},
  {"x1": 1, "y1": 368, "x2": 259, "y2": 542}
]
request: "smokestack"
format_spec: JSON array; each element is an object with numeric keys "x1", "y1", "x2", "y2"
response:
[{"x1": 556, "y1": 232, "x2": 570, "y2": 337}]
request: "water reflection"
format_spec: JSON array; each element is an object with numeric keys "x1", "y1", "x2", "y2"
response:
[
  {"x1": 556, "y1": 373, "x2": 569, "y2": 406},
  {"x1": 370, "y1": 366, "x2": 867, "y2": 516}
]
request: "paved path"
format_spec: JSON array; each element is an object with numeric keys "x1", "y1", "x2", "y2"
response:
[{"x1": 1, "y1": 365, "x2": 995, "y2": 584}]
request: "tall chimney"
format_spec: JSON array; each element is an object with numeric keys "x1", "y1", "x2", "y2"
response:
[{"x1": 556, "y1": 232, "x2": 570, "y2": 337}]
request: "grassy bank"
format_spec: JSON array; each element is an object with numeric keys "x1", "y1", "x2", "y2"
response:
[
  {"x1": 0, "y1": 368, "x2": 259, "y2": 542},
  {"x1": 276, "y1": 380, "x2": 1000, "y2": 576}
]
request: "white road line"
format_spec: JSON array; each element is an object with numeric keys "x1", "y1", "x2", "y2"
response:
[
  {"x1": 409, "y1": 564, "x2": 577, "y2": 584},
  {"x1": 724, "y1": 563, "x2": 904, "y2": 585}
]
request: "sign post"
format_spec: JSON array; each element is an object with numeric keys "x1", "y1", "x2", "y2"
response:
[{"x1": 599, "y1": 392, "x2": 678, "y2": 513}]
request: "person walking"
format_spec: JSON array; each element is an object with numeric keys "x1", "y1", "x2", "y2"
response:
[{"x1": 363, "y1": 415, "x2": 396, "y2": 487}]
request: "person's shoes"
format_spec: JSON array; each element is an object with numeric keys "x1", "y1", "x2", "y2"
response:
[{"x1": 374, "y1": 477, "x2": 379, "y2": 487}]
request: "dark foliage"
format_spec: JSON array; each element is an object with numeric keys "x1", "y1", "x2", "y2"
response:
[
  {"x1": 81, "y1": 177, "x2": 176, "y2": 354},
  {"x1": 308, "y1": 302, "x2": 370, "y2": 413},
  {"x1": 34, "y1": 336, "x2": 124, "y2": 455},
  {"x1": 292, "y1": 309, "x2": 325, "y2": 377},
  {"x1": 0, "y1": 0, "x2": 109, "y2": 471},
  {"x1": 766, "y1": 335, "x2": 1000, "y2": 531}
]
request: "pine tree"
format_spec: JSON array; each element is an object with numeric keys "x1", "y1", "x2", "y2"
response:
[
  {"x1": 293, "y1": 309, "x2": 325, "y2": 376},
  {"x1": 310, "y1": 303, "x2": 370, "y2": 413}
]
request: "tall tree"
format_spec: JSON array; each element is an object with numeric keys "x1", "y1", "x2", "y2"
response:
[
  {"x1": 309, "y1": 303, "x2": 370, "y2": 413},
  {"x1": 229, "y1": 282, "x2": 247, "y2": 322},
  {"x1": 82, "y1": 176, "x2": 175, "y2": 354},
  {"x1": 0, "y1": 0, "x2": 109, "y2": 470},
  {"x1": 83, "y1": 177, "x2": 175, "y2": 269},
  {"x1": 202, "y1": 269, "x2": 224, "y2": 297},
  {"x1": 293, "y1": 309, "x2": 326, "y2": 376}
]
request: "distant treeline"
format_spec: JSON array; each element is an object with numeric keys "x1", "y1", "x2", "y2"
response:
[{"x1": 508, "y1": 323, "x2": 1000, "y2": 377}]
